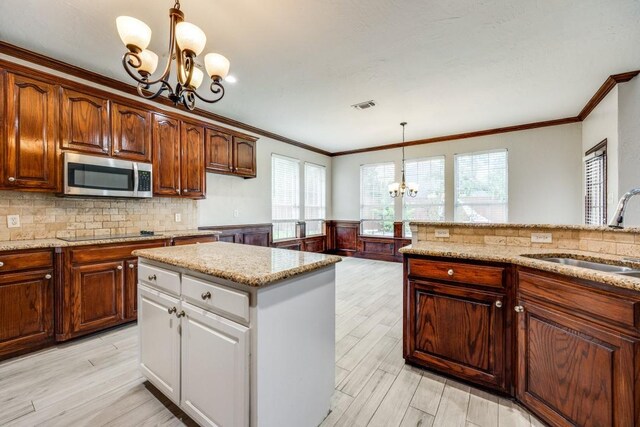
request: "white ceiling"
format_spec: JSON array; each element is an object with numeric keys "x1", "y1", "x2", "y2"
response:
[{"x1": 1, "y1": 1, "x2": 639, "y2": 153}]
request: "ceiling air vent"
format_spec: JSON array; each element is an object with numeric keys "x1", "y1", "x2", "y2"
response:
[{"x1": 351, "y1": 100, "x2": 376, "y2": 110}]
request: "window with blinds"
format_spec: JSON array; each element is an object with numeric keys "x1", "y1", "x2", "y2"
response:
[
  {"x1": 454, "y1": 149, "x2": 508, "y2": 223},
  {"x1": 272, "y1": 155, "x2": 300, "y2": 240},
  {"x1": 403, "y1": 156, "x2": 445, "y2": 236},
  {"x1": 305, "y1": 162, "x2": 326, "y2": 236},
  {"x1": 584, "y1": 140, "x2": 607, "y2": 225},
  {"x1": 360, "y1": 162, "x2": 395, "y2": 236}
]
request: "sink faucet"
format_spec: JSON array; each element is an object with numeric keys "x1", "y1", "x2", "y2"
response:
[{"x1": 609, "y1": 188, "x2": 640, "y2": 228}]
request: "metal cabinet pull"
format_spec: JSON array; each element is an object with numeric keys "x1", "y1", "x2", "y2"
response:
[
  {"x1": 8, "y1": 177, "x2": 15, "y2": 182},
  {"x1": 114, "y1": 149, "x2": 120, "y2": 153},
  {"x1": 514, "y1": 305, "x2": 524, "y2": 313},
  {"x1": 129, "y1": 264, "x2": 135, "y2": 269},
  {"x1": 168, "y1": 307, "x2": 177, "y2": 314},
  {"x1": 495, "y1": 301, "x2": 502, "y2": 308},
  {"x1": 175, "y1": 310, "x2": 186, "y2": 318},
  {"x1": 45, "y1": 274, "x2": 52, "y2": 280},
  {"x1": 0, "y1": 261, "x2": 4, "y2": 267},
  {"x1": 447, "y1": 269, "x2": 454, "y2": 276},
  {"x1": 117, "y1": 265, "x2": 123, "y2": 270},
  {"x1": 201, "y1": 291, "x2": 211, "y2": 300},
  {"x1": 148, "y1": 274, "x2": 157, "y2": 281}
]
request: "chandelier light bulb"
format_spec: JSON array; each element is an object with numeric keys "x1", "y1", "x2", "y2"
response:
[
  {"x1": 176, "y1": 22, "x2": 207, "y2": 56},
  {"x1": 116, "y1": 16, "x2": 152, "y2": 52},
  {"x1": 205, "y1": 53, "x2": 230, "y2": 80},
  {"x1": 189, "y1": 67, "x2": 204, "y2": 89},
  {"x1": 137, "y1": 49, "x2": 159, "y2": 75}
]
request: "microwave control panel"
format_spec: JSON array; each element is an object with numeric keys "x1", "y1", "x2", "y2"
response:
[{"x1": 138, "y1": 171, "x2": 152, "y2": 192}]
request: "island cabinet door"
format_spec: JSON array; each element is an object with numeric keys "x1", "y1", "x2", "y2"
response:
[
  {"x1": 515, "y1": 299, "x2": 639, "y2": 427},
  {"x1": 405, "y1": 280, "x2": 507, "y2": 391},
  {"x1": 138, "y1": 285, "x2": 181, "y2": 405},
  {"x1": 181, "y1": 301, "x2": 249, "y2": 427}
]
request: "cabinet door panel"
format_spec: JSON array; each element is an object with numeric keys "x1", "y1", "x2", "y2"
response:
[
  {"x1": 181, "y1": 301, "x2": 249, "y2": 427},
  {"x1": 60, "y1": 87, "x2": 110, "y2": 154},
  {"x1": 70, "y1": 261, "x2": 123, "y2": 334},
  {"x1": 516, "y1": 300, "x2": 638, "y2": 427},
  {"x1": 233, "y1": 137, "x2": 256, "y2": 177},
  {"x1": 0, "y1": 270, "x2": 53, "y2": 357},
  {"x1": 138, "y1": 285, "x2": 181, "y2": 405},
  {"x1": 4, "y1": 73, "x2": 57, "y2": 190},
  {"x1": 112, "y1": 103, "x2": 151, "y2": 162},
  {"x1": 124, "y1": 258, "x2": 138, "y2": 320},
  {"x1": 406, "y1": 280, "x2": 506, "y2": 390},
  {"x1": 180, "y1": 122, "x2": 205, "y2": 198},
  {"x1": 205, "y1": 129, "x2": 233, "y2": 174},
  {"x1": 152, "y1": 114, "x2": 181, "y2": 196}
]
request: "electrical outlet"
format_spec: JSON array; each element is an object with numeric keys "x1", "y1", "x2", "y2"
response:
[
  {"x1": 233, "y1": 209, "x2": 239, "y2": 218},
  {"x1": 434, "y1": 228, "x2": 450, "y2": 238},
  {"x1": 174, "y1": 213, "x2": 182, "y2": 223},
  {"x1": 531, "y1": 233, "x2": 552, "y2": 244},
  {"x1": 7, "y1": 214, "x2": 20, "y2": 228}
]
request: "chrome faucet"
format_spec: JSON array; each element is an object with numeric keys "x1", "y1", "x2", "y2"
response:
[{"x1": 609, "y1": 188, "x2": 640, "y2": 228}]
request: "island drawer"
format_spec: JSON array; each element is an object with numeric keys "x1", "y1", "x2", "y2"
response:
[
  {"x1": 138, "y1": 263, "x2": 181, "y2": 296},
  {"x1": 407, "y1": 258, "x2": 505, "y2": 289},
  {"x1": 0, "y1": 250, "x2": 53, "y2": 273},
  {"x1": 182, "y1": 275, "x2": 249, "y2": 323}
]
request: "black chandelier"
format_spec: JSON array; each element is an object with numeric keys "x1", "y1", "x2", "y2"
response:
[{"x1": 116, "y1": 0, "x2": 230, "y2": 110}]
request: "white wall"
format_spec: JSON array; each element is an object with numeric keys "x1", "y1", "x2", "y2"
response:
[
  {"x1": 332, "y1": 123, "x2": 583, "y2": 224},
  {"x1": 581, "y1": 86, "x2": 619, "y2": 220},
  {"x1": 198, "y1": 137, "x2": 332, "y2": 226},
  {"x1": 617, "y1": 77, "x2": 640, "y2": 227}
]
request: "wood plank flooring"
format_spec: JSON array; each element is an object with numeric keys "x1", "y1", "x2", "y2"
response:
[{"x1": 0, "y1": 257, "x2": 542, "y2": 427}]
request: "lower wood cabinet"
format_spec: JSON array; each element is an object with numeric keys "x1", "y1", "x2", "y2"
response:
[{"x1": 124, "y1": 258, "x2": 138, "y2": 320}]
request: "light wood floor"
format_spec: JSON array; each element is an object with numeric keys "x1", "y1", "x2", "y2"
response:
[{"x1": 1, "y1": 257, "x2": 543, "y2": 427}]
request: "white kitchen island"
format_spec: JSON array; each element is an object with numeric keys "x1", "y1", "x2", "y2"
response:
[{"x1": 132, "y1": 242, "x2": 341, "y2": 427}]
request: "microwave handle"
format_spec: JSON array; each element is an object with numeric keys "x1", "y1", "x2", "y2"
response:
[{"x1": 133, "y1": 162, "x2": 139, "y2": 196}]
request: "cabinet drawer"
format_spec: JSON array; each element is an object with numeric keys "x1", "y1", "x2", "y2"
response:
[
  {"x1": 138, "y1": 263, "x2": 181, "y2": 296},
  {"x1": 408, "y1": 258, "x2": 505, "y2": 289},
  {"x1": 183, "y1": 275, "x2": 249, "y2": 323},
  {"x1": 0, "y1": 250, "x2": 53, "y2": 273},
  {"x1": 69, "y1": 240, "x2": 167, "y2": 264},
  {"x1": 518, "y1": 270, "x2": 640, "y2": 331},
  {"x1": 172, "y1": 235, "x2": 218, "y2": 246}
]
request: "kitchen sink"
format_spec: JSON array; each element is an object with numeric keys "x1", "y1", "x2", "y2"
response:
[{"x1": 524, "y1": 255, "x2": 640, "y2": 275}]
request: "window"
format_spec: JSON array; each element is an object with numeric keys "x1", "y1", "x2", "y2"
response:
[
  {"x1": 584, "y1": 139, "x2": 607, "y2": 225},
  {"x1": 403, "y1": 156, "x2": 445, "y2": 236},
  {"x1": 360, "y1": 162, "x2": 395, "y2": 236},
  {"x1": 272, "y1": 155, "x2": 300, "y2": 240},
  {"x1": 305, "y1": 162, "x2": 326, "y2": 236},
  {"x1": 454, "y1": 149, "x2": 508, "y2": 223}
]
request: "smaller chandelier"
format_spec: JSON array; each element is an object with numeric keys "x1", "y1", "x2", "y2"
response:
[
  {"x1": 389, "y1": 122, "x2": 419, "y2": 198},
  {"x1": 116, "y1": 0, "x2": 230, "y2": 110}
]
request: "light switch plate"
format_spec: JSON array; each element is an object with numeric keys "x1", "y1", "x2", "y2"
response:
[
  {"x1": 531, "y1": 232, "x2": 552, "y2": 243},
  {"x1": 434, "y1": 228, "x2": 450, "y2": 238},
  {"x1": 7, "y1": 214, "x2": 20, "y2": 228},
  {"x1": 174, "y1": 213, "x2": 182, "y2": 223}
]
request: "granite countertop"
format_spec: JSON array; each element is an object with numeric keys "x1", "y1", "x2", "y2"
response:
[
  {"x1": 409, "y1": 221, "x2": 640, "y2": 233},
  {"x1": 400, "y1": 242, "x2": 640, "y2": 292},
  {"x1": 133, "y1": 242, "x2": 342, "y2": 287},
  {"x1": 0, "y1": 230, "x2": 220, "y2": 252}
]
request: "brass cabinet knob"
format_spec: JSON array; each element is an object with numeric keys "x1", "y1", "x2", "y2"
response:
[
  {"x1": 129, "y1": 264, "x2": 135, "y2": 269},
  {"x1": 148, "y1": 274, "x2": 157, "y2": 281},
  {"x1": 117, "y1": 265, "x2": 123, "y2": 270},
  {"x1": 201, "y1": 291, "x2": 211, "y2": 300},
  {"x1": 447, "y1": 269, "x2": 454, "y2": 276},
  {"x1": 8, "y1": 177, "x2": 15, "y2": 182},
  {"x1": 495, "y1": 301, "x2": 502, "y2": 308},
  {"x1": 175, "y1": 310, "x2": 186, "y2": 318},
  {"x1": 514, "y1": 305, "x2": 524, "y2": 313},
  {"x1": 168, "y1": 307, "x2": 177, "y2": 314}
]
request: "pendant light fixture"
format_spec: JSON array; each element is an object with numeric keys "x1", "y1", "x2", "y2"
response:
[
  {"x1": 389, "y1": 122, "x2": 418, "y2": 198},
  {"x1": 116, "y1": 0, "x2": 230, "y2": 110}
]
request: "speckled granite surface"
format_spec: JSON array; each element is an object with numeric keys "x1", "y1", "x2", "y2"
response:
[
  {"x1": 134, "y1": 242, "x2": 342, "y2": 287},
  {"x1": 0, "y1": 230, "x2": 219, "y2": 251},
  {"x1": 409, "y1": 221, "x2": 640, "y2": 233},
  {"x1": 400, "y1": 242, "x2": 640, "y2": 292}
]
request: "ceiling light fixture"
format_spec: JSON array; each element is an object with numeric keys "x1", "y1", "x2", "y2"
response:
[
  {"x1": 116, "y1": 0, "x2": 230, "y2": 110},
  {"x1": 389, "y1": 122, "x2": 418, "y2": 198}
]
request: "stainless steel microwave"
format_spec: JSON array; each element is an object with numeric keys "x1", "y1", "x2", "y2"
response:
[{"x1": 63, "y1": 153, "x2": 152, "y2": 198}]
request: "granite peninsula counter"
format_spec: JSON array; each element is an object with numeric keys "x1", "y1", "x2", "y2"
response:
[{"x1": 133, "y1": 242, "x2": 341, "y2": 427}]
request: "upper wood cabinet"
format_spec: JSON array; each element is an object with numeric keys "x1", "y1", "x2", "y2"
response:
[
  {"x1": 233, "y1": 137, "x2": 257, "y2": 178},
  {"x1": 152, "y1": 114, "x2": 181, "y2": 197},
  {"x1": 111, "y1": 103, "x2": 152, "y2": 162},
  {"x1": 181, "y1": 122, "x2": 206, "y2": 198},
  {"x1": 2, "y1": 72, "x2": 58, "y2": 191},
  {"x1": 205, "y1": 129, "x2": 233, "y2": 174},
  {"x1": 60, "y1": 87, "x2": 110, "y2": 155}
]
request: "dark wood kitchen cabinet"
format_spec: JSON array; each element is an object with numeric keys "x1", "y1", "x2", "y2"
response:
[
  {"x1": 233, "y1": 136, "x2": 257, "y2": 177},
  {"x1": 0, "y1": 249, "x2": 54, "y2": 360},
  {"x1": 124, "y1": 258, "x2": 138, "y2": 320},
  {"x1": 180, "y1": 121, "x2": 206, "y2": 198},
  {"x1": 2, "y1": 72, "x2": 58, "y2": 191},
  {"x1": 205, "y1": 128, "x2": 234, "y2": 174},
  {"x1": 152, "y1": 113, "x2": 181, "y2": 197},
  {"x1": 111, "y1": 102, "x2": 152, "y2": 162},
  {"x1": 60, "y1": 87, "x2": 110, "y2": 155}
]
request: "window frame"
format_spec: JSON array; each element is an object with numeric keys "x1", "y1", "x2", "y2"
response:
[
  {"x1": 584, "y1": 139, "x2": 607, "y2": 225},
  {"x1": 402, "y1": 155, "x2": 446, "y2": 237},
  {"x1": 360, "y1": 161, "x2": 396, "y2": 237},
  {"x1": 271, "y1": 154, "x2": 301, "y2": 241},
  {"x1": 304, "y1": 161, "x2": 327, "y2": 237}
]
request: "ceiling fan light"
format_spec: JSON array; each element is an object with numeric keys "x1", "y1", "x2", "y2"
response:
[
  {"x1": 138, "y1": 49, "x2": 159, "y2": 75},
  {"x1": 205, "y1": 53, "x2": 230, "y2": 80},
  {"x1": 189, "y1": 67, "x2": 204, "y2": 89},
  {"x1": 176, "y1": 22, "x2": 207, "y2": 56},
  {"x1": 116, "y1": 16, "x2": 152, "y2": 52}
]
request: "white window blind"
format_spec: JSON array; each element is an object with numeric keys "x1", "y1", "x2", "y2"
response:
[
  {"x1": 454, "y1": 149, "x2": 508, "y2": 223},
  {"x1": 403, "y1": 156, "x2": 445, "y2": 236},
  {"x1": 360, "y1": 162, "x2": 395, "y2": 236},
  {"x1": 272, "y1": 155, "x2": 300, "y2": 240},
  {"x1": 584, "y1": 144, "x2": 607, "y2": 225},
  {"x1": 305, "y1": 162, "x2": 326, "y2": 236}
]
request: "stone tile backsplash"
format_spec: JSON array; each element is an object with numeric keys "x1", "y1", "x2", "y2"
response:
[{"x1": 0, "y1": 191, "x2": 198, "y2": 241}]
